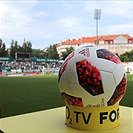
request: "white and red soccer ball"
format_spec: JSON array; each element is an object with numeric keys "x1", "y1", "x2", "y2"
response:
[{"x1": 58, "y1": 45, "x2": 127, "y2": 107}]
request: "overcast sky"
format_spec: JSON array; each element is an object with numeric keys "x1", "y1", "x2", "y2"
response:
[{"x1": 0, "y1": 0, "x2": 133, "y2": 49}]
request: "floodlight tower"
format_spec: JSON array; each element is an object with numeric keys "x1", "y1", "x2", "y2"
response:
[{"x1": 94, "y1": 9, "x2": 101, "y2": 46}]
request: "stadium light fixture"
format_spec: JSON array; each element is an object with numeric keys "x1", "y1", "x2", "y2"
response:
[{"x1": 94, "y1": 9, "x2": 101, "y2": 46}]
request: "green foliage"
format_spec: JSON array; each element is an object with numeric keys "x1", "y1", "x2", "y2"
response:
[
  {"x1": 10, "y1": 39, "x2": 32, "y2": 58},
  {"x1": 43, "y1": 44, "x2": 59, "y2": 59},
  {"x1": 10, "y1": 40, "x2": 18, "y2": 58},
  {"x1": 32, "y1": 49, "x2": 40, "y2": 58},
  {"x1": 0, "y1": 39, "x2": 8, "y2": 57},
  {"x1": 22, "y1": 41, "x2": 32, "y2": 54},
  {"x1": 115, "y1": 53, "x2": 119, "y2": 58},
  {"x1": 61, "y1": 46, "x2": 74, "y2": 60},
  {"x1": 119, "y1": 50, "x2": 133, "y2": 62},
  {"x1": 31, "y1": 44, "x2": 59, "y2": 59},
  {"x1": 0, "y1": 38, "x2": 59, "y2": 59}
]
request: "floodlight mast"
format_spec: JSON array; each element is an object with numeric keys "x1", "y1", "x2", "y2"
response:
[{"x1": 94, "y1": 9, "x2": 101, "y2": 46}]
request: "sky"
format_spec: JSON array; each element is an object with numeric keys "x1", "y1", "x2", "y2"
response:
[{"x1": 0, "y1": 0, "x2": 133, "y2": 50}]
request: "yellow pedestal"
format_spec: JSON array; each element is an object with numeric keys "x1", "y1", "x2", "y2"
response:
[{"x1": 66, "y1": 103, "x2": 120, "y2": 130}]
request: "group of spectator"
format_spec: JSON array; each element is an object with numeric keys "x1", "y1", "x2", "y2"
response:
[{"x1": 1, "y1": 60, "x2": 62, "y2": 72}]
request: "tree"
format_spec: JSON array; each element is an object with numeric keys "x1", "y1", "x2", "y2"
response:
[
  {"x1": 32, "y1": 49, "x2": 42, "y2": 58},
  {"x1": 0, "y1": 39, "x2": 3, "y2": 57},
  {"x1": 0, "y1": 39, "x2": 2, "y2": 48},
  {"x1": 2, "y1": 43, "x2": 8, "y2": 56},
  {"x1": 115, "y1": 53, "x2": 120, "y2": 58},
  {"x1": 10, "y1": 39, "x2": 33, "y2": 59},
  {"x1": 22, "y1": 41, "x2": 32, "y2": 54},
  {"x1": 61, "y1": 46, "x2": 74, "y2": 60},
  {"x1": 27, "y1": 41, "x2": 32, "y2": 55},
  {"x1": 44, "y1": 44, "x2": 59, "y2": 59},
  {"x1": 0, "y1": 39, "x2": 8, "y2": 57},
  {"x1": 10, "y1": 40, "x2": 18, "y2": 58},
  {"x1": 119, "y1": 50, "x2": 133, "y2": 62}
]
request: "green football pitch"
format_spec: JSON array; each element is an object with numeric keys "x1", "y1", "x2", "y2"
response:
[{"x1": 0, "y1": 74, "x2": 132, "y2": 118}]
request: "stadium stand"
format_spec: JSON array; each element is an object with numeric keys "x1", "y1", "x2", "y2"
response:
[{"x1": 0, "y1": 60, "x2": 63, "y2": 76}]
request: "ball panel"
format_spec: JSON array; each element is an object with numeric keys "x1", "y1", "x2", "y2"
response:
[
  {"x1": 65, "y1": 59, "x2": 79, "y2": 84},
  {"x1": 107, "y1": 74, "x2": 127, "y2": 106},
  {"x1": 97, "y1": 49, "x2": 121, "y2": 64},
  {"x1": 76, "y1": 59, "x2": 104, "y2": 96},
  {"x1": 68, "y1": 83, "x2": 104, "y2": 107},
  {"x1": 61, "y1": 92, "x2": 83, "y2": 106},
  {"x1": 77, "y1": 46, "x2": 90, "y2": 57},
  {"x1": 58, "y1": 52, "x2": 74, "y2": 81},
  {"x1": 88, "y1": 49, "x2": 117, "y2": 73},
  {"x1": 68, "y1": 83, "x2": 81, "y2": 97},
  {"x1": 63, "y1": 82, "x2": 74, "y2": 96},
  {"x1": 71, "y1": 84, "x2": 95, "y2": 106},
  {"x1": 91, "y1": 59, "x2": 117, "y2": 73},
  {"x1": 58, "y1": 71, "x2": 67, "y2": 93},
  {"x1": 100, "y1": 71, "x2": 116, "y2": 102},
  {"x1": 113, "y1": 64, "x2": 126, "y2": 86},
  {"x1": 66, "y1": 70, "x2": 79, "y2": 84}
]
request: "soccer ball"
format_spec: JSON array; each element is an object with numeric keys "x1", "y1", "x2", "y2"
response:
[{"x1": 58, "y1": 45, "x2": 127, "y2": 107}]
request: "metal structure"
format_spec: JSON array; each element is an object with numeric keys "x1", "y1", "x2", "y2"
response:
[{"x1": 94, "y1": 9, "x2": 101, "y2": 45}]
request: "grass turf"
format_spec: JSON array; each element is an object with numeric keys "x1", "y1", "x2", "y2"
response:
[
  {"x1": 0, "y1": 74, "x2": 132, "y2": 118},
  {"x1": 0, "y1": 75, "x2": 65, "y2": 118},
  {"x1": 120, "y1": 74, "x2": 133, "y2": 107}
]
